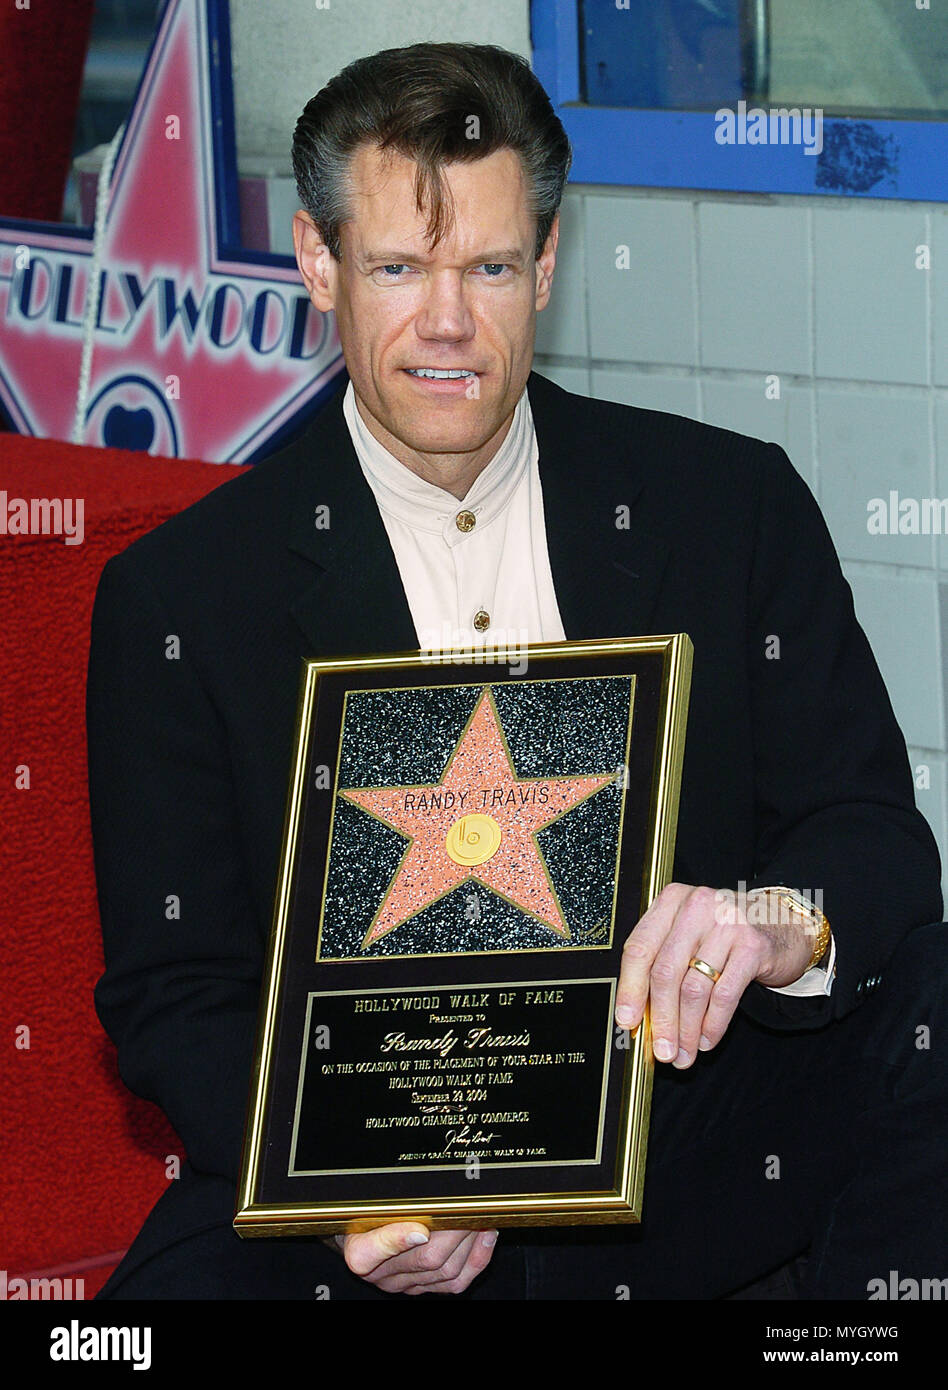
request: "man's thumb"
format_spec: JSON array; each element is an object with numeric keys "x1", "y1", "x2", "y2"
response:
[{"x1": 344, "y1": 1222, "x2": 429, "y2": 1274}]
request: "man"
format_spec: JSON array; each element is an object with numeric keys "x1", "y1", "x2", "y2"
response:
[{"x1": 88, "y1": 43, "x2": 945, "y2": 1300}]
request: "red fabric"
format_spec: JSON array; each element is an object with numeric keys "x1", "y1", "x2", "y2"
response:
[
  {"x1": 0, "y1": 433, "x2": 248, "y2": 1278},
  {"x1": 0, "y1": 1, "x2": 95, "y2": 221}
]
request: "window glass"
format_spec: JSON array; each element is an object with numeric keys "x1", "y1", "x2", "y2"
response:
[{"x1": 579, "y1": 0, "x2": 948, "y2": 119}]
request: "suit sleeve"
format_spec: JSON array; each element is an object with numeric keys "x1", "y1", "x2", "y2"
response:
[
  {"x1": 737, "y1": 444, "x2": 943, "y2": 1030},
  {"x1": 87, "y1": 552, "x2": 261, "y2": 1181}
]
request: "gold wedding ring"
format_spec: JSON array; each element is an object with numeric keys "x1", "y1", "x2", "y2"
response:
[{"x1": 688, "y1": 956, "x2": 722, "y2": 983}]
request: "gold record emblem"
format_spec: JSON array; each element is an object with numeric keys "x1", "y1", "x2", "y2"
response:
[{"x1": 445, "y1": 813, "x2": 503, "y2": 867}]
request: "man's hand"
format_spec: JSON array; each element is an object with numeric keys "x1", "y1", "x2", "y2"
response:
[
  {"x1": 330, "y1": 1223, "x2": 498, "y2": 1295},
  {"x1": 615, "y1": 883, "x2": 813, "y2": 1068}
]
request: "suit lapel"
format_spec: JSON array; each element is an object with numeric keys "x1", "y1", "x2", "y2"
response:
[
  {"x1": 527, "y1": 372, "x2": 671, "y2": 642},
  {"x1": 286, "y1": 377, "x2": 419, "y2": 658}
]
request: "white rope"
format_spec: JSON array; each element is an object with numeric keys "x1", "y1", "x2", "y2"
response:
[{"x1": 71, "y1": 122, "x2": 125, "y2": 445}]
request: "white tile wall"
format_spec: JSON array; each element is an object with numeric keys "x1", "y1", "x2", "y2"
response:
[
  {"x1": 935, "y1": 397, "x2": 948, "y2": 571},
  {"x1": 697, "y1": 203, "x2": 811, "y2": 376},
  {"x1": 584, "y1": 195, "x2": 697, "y2": 366},
  {"x1": 812, "y1": 205, "x2": 929, "y2": 385},
  {"x1": 589, "y1": 367, "x2": 701, "y2": 419}
]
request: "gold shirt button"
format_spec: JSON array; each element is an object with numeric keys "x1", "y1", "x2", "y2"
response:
[
  {"x1": 473, "y1": 610, "x2": 490, "y2": 632},
  {"x1": 455, "y1": 510, "x2": 476, "y2": 533}
]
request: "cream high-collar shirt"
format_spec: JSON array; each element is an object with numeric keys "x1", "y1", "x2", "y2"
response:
[
  {"x1": 341, "y1": 378, "x2": 834, "y2": 1000},
  {"x1": 343, "y1": 379, "x2": 565, "y2": 654}
]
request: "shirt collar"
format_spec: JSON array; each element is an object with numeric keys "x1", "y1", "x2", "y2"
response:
[{"x1": 342, "y1": 378, "x2": 534, "y2": 538}]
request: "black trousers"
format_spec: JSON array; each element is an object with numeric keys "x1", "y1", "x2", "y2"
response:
[{"x1": 97, "y1": 921, "x2": 947, "y2": 1300}]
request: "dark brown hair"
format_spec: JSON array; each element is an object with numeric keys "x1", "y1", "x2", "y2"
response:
[{"x1": 292, "y1": 42, "x2": 572, "y2": 261}]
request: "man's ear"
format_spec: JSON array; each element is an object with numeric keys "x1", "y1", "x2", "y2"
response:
[
  {"x1": 293, "y1": 210, "x2": 336, "y2": 312},
  {"x1": 535, "y1": 210, "x2": 559, "y2": 312}
]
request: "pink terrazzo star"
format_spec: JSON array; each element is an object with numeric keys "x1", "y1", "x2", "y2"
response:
[{"x1": 339, "y1": 687, "x2": 615, "y2": 947}]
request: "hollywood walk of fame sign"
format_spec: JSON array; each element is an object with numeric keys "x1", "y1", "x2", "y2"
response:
[
  {"x1": 235, "y1": 636, "x2": 692, "y2": 1236},
  {"x1": 0, "y1": 0, "x2": 341, "y2": 462}
]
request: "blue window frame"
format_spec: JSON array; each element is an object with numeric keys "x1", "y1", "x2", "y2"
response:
[{"x1": 531, "y1": 0, "x2": 948, "y2": 201}]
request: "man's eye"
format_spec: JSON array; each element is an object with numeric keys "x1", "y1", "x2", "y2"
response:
[
  {"x1": 378, "y1": 264, "x2": 408, "y2": 277},
  {"x1": 480, "y1": 264, "x2": 508, "y2": 276}
]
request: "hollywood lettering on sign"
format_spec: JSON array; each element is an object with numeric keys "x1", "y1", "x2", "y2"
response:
[{"x1": 0, "y1": 0, "x2": 342, "y2": 462}]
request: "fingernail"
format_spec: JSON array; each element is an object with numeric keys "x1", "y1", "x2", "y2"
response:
[
  {"x1": 406, "y1": 1230, "x2": 429, "y2": 1247},
  {"x1": 654, "y1": 1038, "x2": 675, "y2": 1061},
  {"x1": 616, "y1": 1006, "x2": 636, "y2": 1026},
  {"x1": 673, "y1": 1048, "x2": 691, "y2": 1068},
  {"x1": 482, "y1": 1230, "x2": 498, "y2": 1248},
  {"x1": 698, "y1": 1035, "x2": 712, "y2": 1051}
]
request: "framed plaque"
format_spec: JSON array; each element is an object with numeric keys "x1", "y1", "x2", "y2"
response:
[{"x1": 234, "y1": 635, "x2": 692, "y2": 1236}]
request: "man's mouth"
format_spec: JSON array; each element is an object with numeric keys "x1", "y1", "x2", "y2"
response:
[{"x1": 404, "y1": 368, "x2": 477, "y2": 379}]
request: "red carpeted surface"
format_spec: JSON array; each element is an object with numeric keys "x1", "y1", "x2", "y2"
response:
[
  {"x1": 0, "y1": 1, "x2": 95, "y2": 221},
  {"x1": 0, "y1": 432, "x2": 248, "y2": 1292}
]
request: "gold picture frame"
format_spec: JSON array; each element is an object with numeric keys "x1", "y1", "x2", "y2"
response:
[{"x1": 235, "y1": 634, "x2": 692, "y2": 1236}]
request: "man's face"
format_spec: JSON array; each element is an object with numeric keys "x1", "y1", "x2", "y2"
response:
[{"x1": 293, "y1": 143, "x2": 557, "y2": 483}]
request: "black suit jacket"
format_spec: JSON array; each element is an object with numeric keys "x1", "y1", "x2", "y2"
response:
[{"x1": 87, "y1": 369, "x2": 942, "y2": 1205}]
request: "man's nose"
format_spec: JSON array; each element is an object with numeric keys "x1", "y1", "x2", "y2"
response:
[{"x1": 415, "y1": 271, "x2": 476, "y2": 340}]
